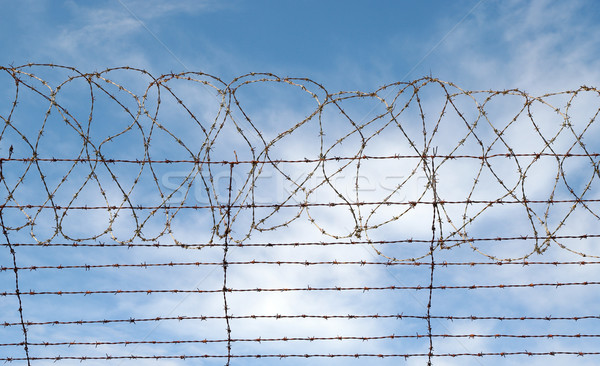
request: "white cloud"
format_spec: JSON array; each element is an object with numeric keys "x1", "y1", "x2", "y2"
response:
[{"x1": 434, "y1": 0, "x2": 600, "y2": 92}]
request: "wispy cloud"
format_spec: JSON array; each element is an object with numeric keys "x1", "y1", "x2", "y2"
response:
[{"x1": 433, "y1": 0, "x2": 600, "y2": 91}]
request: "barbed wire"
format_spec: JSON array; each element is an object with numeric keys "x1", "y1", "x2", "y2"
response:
[
  {"x1": 1, "y1": 280, "x2": 598, "y2": 297},
  {"x1": 2, "y1": 351, "x2": 600, "y2": 363},
  {"x1": 4, "y1": 233, "x2": 599, "y2": 248},
  {"x1": 1, "y1": 64, "x2": 599, "y2": 363},
  {"x1": 3, "y1": 259, "x2": 600, "y2": 272},
  {"x1": 3, "y1": 332, "x2": 600, "y2": 349},
  {"x1": 1, "y1": 64, "x2": 599, "y2": 260},
  {"x1": 4, "y1": 313, "x2": 600, "y2": 329}
]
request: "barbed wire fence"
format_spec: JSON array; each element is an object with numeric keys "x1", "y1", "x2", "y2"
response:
[{"x1": 1, "y1": 64, "x2": 599, "y2": 364}]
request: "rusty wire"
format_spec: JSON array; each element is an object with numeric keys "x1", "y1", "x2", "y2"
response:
[
  {"x1": 2, "y1": 351, "x2": 600, "y2": 363},
  {"x1": 3, "y1": 258, "x2": 600, "y2": 272},
  {"x1": 3, "y1": 312, "x2": 600, "y2": 328},
  {"x1": 1, "y1": 280, "x2": 599, "y2": 297},
  {"x1": 1, "y1": 64, "x2": 600, "y2": 363}
]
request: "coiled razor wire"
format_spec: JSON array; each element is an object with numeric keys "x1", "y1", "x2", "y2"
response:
[{"x1": 1, "y1": 64, "x2": 600, "y2": 364}]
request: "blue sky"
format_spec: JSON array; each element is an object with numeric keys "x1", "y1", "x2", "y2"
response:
[
  {"x1": 1, "y1": 1, "x2": 600, "y2": 365},
  {"x1": 2, "y1": 0, "x2": 599, "y2": 90}
]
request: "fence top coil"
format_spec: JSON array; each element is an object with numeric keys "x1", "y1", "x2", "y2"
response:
[{"x1": 1, "y1": 64, "x2": 600, "y2": 365}]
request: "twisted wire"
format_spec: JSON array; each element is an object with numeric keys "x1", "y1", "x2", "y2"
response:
[{"x1": 1, "y1": 64, "x2": 599, "y2": 363}]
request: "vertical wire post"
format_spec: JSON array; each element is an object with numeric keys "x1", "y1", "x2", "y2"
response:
[
  {"x1": 0, "y1": 159, "x2": 31, "y2": 366},
  {"x1": 223, "y1": 162, "x2": 234, "y2": 365},
  {"x1": 426, "y1": 148, "x2": 439, "y2": 366}
]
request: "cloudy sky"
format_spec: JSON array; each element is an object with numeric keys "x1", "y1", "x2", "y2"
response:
[
  {"x1": 1, "y1": 0, "x2": 599, "y2": 90},
  {"x1": 1, "y1": 1, "x2": 600, "y2": 365}
]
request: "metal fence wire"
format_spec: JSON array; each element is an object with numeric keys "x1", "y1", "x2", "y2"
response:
[{"x1": 1, "y1": 64, "x2": 600, "y2": 365}]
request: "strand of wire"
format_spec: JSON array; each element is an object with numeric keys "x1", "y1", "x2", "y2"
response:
[
  {"x1": 1, "y1": 351, "x2": 600, "y2": 362},
  {"x1": 1, "y1": 281, "x2": 599, "y2": 297},
  {"x1": 4, "y1": 313, "x2": 599, "y2": 328},
  {"x1": 3, "y1": 332, "x2": 600, "y2": 348}
]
